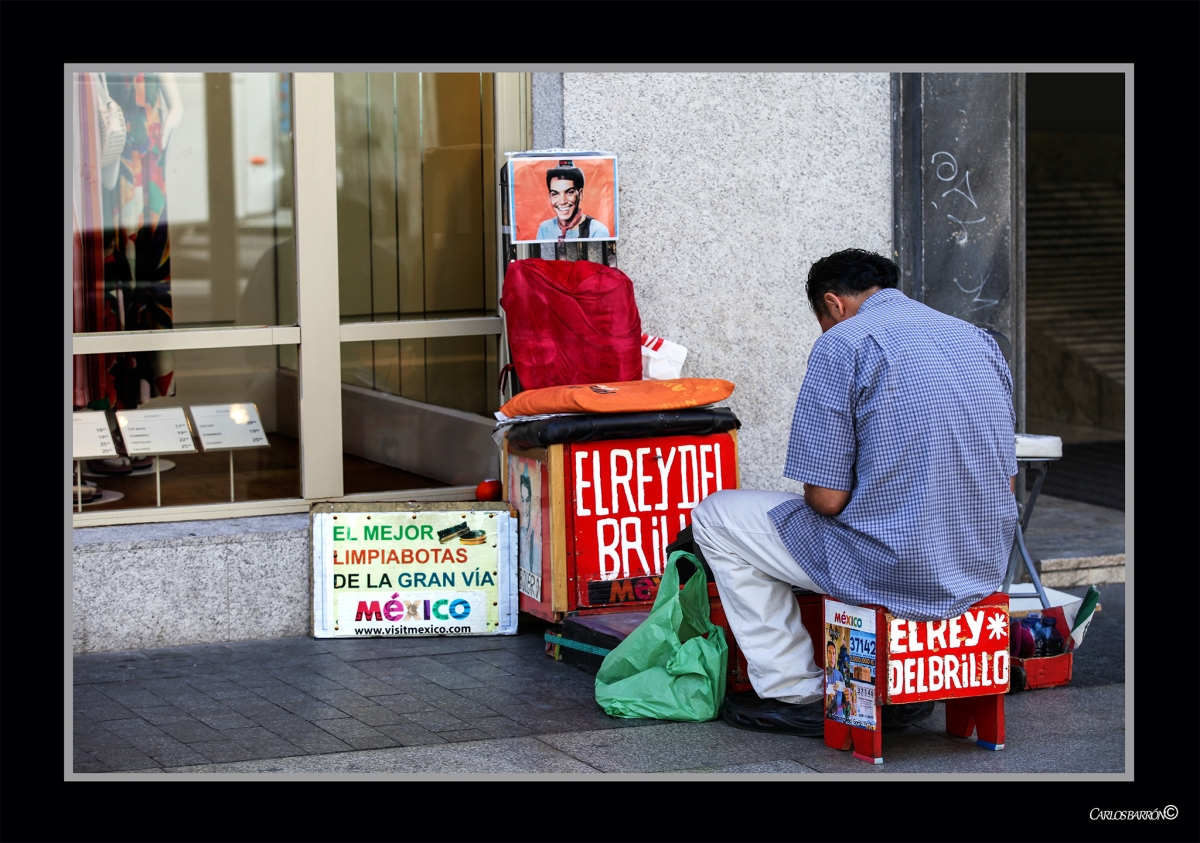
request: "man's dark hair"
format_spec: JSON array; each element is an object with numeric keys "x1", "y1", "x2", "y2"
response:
[
  {"x1": 806, "y1": 249, "x2": 899, "y2": 316},
  {"x1": 519, "y1": 472, "x2": 532, "y2": 498},
  {"x1": 546, "y1": 163, "x2": 585, "y2": 191}
]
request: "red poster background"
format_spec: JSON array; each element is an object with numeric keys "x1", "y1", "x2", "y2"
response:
[
  {"x1": 565, "y1": 434, "x2": 737, "y2": 608},
  {"x1": 884, "y1": 603, "x2": 1011, "y2": 703},
  {"x1": 511, "y1": 157, "x2": 616, "y2": 243}
]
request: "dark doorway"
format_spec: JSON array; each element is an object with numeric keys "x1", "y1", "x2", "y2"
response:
[{"x1": 1024, "y1": 73, "x2": 1125, "y2": 510}]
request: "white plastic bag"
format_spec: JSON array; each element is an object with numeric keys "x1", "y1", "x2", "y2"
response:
[{"x1": 641, "y1": 333, "x2": 688, "y2": 380}]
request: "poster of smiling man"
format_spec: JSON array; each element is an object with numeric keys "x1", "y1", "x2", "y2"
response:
[{"x1": 508, "y1": 153, "x2": 618, "y2": 244}]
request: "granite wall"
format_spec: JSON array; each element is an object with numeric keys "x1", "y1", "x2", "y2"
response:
[
  {"x1": 73, "y1": 515, "x2": 311, "y2": 654},
  {"x1": 553, "y1": 72, "x2": 893, "y2": 491}
]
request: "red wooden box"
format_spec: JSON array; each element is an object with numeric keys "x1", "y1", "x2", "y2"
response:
[
  {"x1": 504, "y1": 430, "x2": 740, "y2": 622},
  {"x1": 1013, "y1": 651, "x2": 1073, "y2": 690}
]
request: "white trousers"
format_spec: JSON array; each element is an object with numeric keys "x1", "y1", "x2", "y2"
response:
[{"x1": 691, "y1": 489, "x2": 826, "y2": 704}]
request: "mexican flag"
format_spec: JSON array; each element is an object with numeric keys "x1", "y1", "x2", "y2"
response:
[{"x1": 1067, "y1": 585, "x2": 1101, "y2": 650}]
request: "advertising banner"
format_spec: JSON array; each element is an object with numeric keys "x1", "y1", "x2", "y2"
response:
[
  {"x1": 566, "y1": 433, "x2": 737, "y2": 607},
  {"x1": 824, "y1": 600, "x2": 878, "y2": 730},
  {"x1": 885, "y1": 603, "x2": 1011, "y2": 703},
  {"x1": 507, "y1": 152, "x2": 618, "y2": 244},
  {"x1": 311, "y1": 502, "x2": 518, "y2": 637}
]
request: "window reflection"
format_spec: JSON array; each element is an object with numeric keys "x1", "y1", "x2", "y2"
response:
[{"x1": 72, "y1": 72, "x2": 296, "y2": 413}]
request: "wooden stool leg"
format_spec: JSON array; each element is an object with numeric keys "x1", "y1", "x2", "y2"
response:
[
  {"x1": 944, "y1": 699, "x2": 976, "y2": 739},
  {"x1": 851, "y1": 707, "x2": 884, "y2": 764},
  {"x1": 971, "y1": 695, "x2": 1005, "y2": 750},
  {"x1": 825, "y1": 718, "x2": 852, "y2": 751},
  {"x1": 944, "y1": 697, "x2": 1006, "y2": 750}
]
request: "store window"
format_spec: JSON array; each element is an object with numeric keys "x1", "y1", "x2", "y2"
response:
[
  {"x1": 71, "y1": 71, "x2": 528, "y2": 524},
  {"x1": 333, "y1": 73, "x2": 502, "y2": 495},
  {"x1": 72, "y1": 346, "x2": 300, "y2": 509},
  {"x1": 71, "y1": 72, "x2": 300, "y2": 514}
]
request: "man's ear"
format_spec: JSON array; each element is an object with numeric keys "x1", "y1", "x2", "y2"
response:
[{"x1": 823, "y1": 292, "x2": 844, "y2": 320}]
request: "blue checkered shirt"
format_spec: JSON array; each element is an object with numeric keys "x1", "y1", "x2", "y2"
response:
[{"x1": 769, "y1": 288, "x2": 1018, "y2": 621}]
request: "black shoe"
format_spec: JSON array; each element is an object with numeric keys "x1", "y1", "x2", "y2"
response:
[
  {"x1": 720, "y1": 693, "x2": 825, "y2": 737},
  {"x1": 882, "y1": 701, "x2": 935, "y2": 729}
]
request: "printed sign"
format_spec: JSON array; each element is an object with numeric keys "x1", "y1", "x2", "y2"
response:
[
  {"x1": 114, "y1": 407, "x2": 197, "y2": 455},
  {"x1": 885, "y1": 603, "x2": 1011, "y2": 703},
  {"x1": 508, "y1": 153, "x2": 618, "y2": 244},
  {"x1": 825, "y1": 600, "x2": 878, "y2": 730},
  {"x1": 189, "y1": 404, "x2": 269, "y2": 451},
  {"x1": 587, "y1": 574, "x2": 663, "y2": 607},
  {"x1": 567, "y1": 434, "x2": 737, "y2": 606},
  {"x1": 73, "y1": 411, "x2": 118, "y2": 460},
  {"x1": 508, "y1": 454, "x2": 547, "y2": 602},
  {"x1": 312, "y1": 505, "x2": 518, "y2": 637}
]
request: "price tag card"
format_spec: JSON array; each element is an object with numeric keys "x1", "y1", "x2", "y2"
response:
[
  {"x1": 114, "y1": 407, "x2": 198, "y2": 456},
  {"x1": 73, "y1": 411, "x2": 119, "y2": 460},
  {"x1": 189, "y1": 404, "x2": 270, "y2": 451}
]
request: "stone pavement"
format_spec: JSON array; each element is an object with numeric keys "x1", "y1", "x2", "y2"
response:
[{"x1": 72, "y1": 584, "x2": 1126, "y2": 776}]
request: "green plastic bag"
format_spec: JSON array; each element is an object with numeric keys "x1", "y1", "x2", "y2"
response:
[{"x1": 594, "y1": 551, "x2": 728, "y2": 721}]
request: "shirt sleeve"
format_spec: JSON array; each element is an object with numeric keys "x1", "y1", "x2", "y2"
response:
[{"x1": 783, "y1": 334, "x2": 857, "y2": 491}]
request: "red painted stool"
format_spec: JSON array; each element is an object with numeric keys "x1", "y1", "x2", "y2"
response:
[{"x1": 822, "y1": 592, "x2": 1011, "y2": 764}]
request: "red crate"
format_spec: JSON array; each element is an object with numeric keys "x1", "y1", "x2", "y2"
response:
[{"x1": 1013, "y1": 651, "x2": 1073, "y2": 690}]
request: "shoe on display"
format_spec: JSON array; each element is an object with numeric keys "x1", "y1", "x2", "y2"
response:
[
  {"x1": 720, "y1": 692, "x2": 825, "y2": 737},
  {"x1": 72, "y1": 485, "x2": 99, "y2": 502},
  {"x1": 87, "y1": 457, "x2": 134, "y2": 476},
  {"x1": 882, "y1": 701, "x2": 936, "y2": 729},
  {"x1": 129, "y1": 455, "x2": 155, "y2": 470}
]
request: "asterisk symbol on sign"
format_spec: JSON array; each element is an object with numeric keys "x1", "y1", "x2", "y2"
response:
[{"x1": 987, "y1": 613, "x2": 1008, "y2": 640}]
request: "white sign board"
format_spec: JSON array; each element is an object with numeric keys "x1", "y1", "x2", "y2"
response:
[
  {"x1": 312, "y1": 503, "x2": 519, "y2": 638},
  {"x1": 115, "y1": 407, "x2": 197, "y2": 456},
  {"x1": 189, "y1": 403, "x2": 269, "y2": 451},
  {"x1": 73, "y1": 411, "x2": 119, "y2": 460}
]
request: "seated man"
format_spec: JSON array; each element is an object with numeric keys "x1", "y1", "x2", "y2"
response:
[{"x1": 690, "y1": 248, "x2": 1018, "y2": 736}]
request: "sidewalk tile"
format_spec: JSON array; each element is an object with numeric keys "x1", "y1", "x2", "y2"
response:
[
  {"x1": 374, "y1": 724, "x2": 448, "y2": 746},
  {"x1": 312, "y1": 689, "x2": 376, "y2": 708},
  {"x1": 538, "y1": 722, "x2": 819, "y2": 773},
  {"x1": 314, "y1": 717, "x2": 399, "y2": 750},
  {"x1": 399, "y1": 710, "x2": 473, "y2": 733},
  {"x1": 277, "y1": 699, "x2": 350, "y2": 720},
  {"x1": 368, "y1": 693, "x2": 436, "y2": 715},
  {"x1": 161, "y1": 737, "x2": 599, "y2": 774},
  {"x1": 96, "y1": 684, "x2": 168, "y2": 709},
  {"x1": 152, "y1": 750, "x2": 216, "y2": 768},
  {"x1": 73, "y1": 728, "x2": 133, "y2": 753},
  {"x1": 219, "y1": 726, "x2": 306, "y2": 759},
  {"x1": 90, "y1": 747, "x2": 160, "y2": 771},
  {"x1": 462, "y1": 716, "x2": 534, "y2": 738},
  {"x1": 439, "y1": 730, "x2": 493, "y2": 743},
  {"x1": 73, "y1": 752, "x2": 112, "y2": 774},
  {"x1": 74, "y1": 700, "x2": 137, "y2": 722},
  {"x1": 156, "y1": 718, "x2": 227, "y2": 744},
  {"x1": 182, "y1": 740, "x2": 259, "y2": 764},
  {"x1": 339, "y1": 705, "x2": 410, "y2": 727},
  {"x1": 192, "y1": 712, "x2": 257, "y2": 731}
]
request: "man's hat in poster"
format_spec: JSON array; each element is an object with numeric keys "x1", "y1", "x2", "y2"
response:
[{"x1": 546, "y1": 160, "x2": 585, "y2": 188}]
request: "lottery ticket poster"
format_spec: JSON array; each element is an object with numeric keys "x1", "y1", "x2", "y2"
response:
[{"x1": 824, "y1": 599, "x2": 878, "y2": 730}]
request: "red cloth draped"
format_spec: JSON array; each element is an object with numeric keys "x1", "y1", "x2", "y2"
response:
[{"x1": 500, "y1": 259, "x2": 643, "y2": 390}]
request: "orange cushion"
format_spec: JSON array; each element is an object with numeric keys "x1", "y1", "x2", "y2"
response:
[{"x1": 500, "y1": 378, "x2": 735, "y2": 417}]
